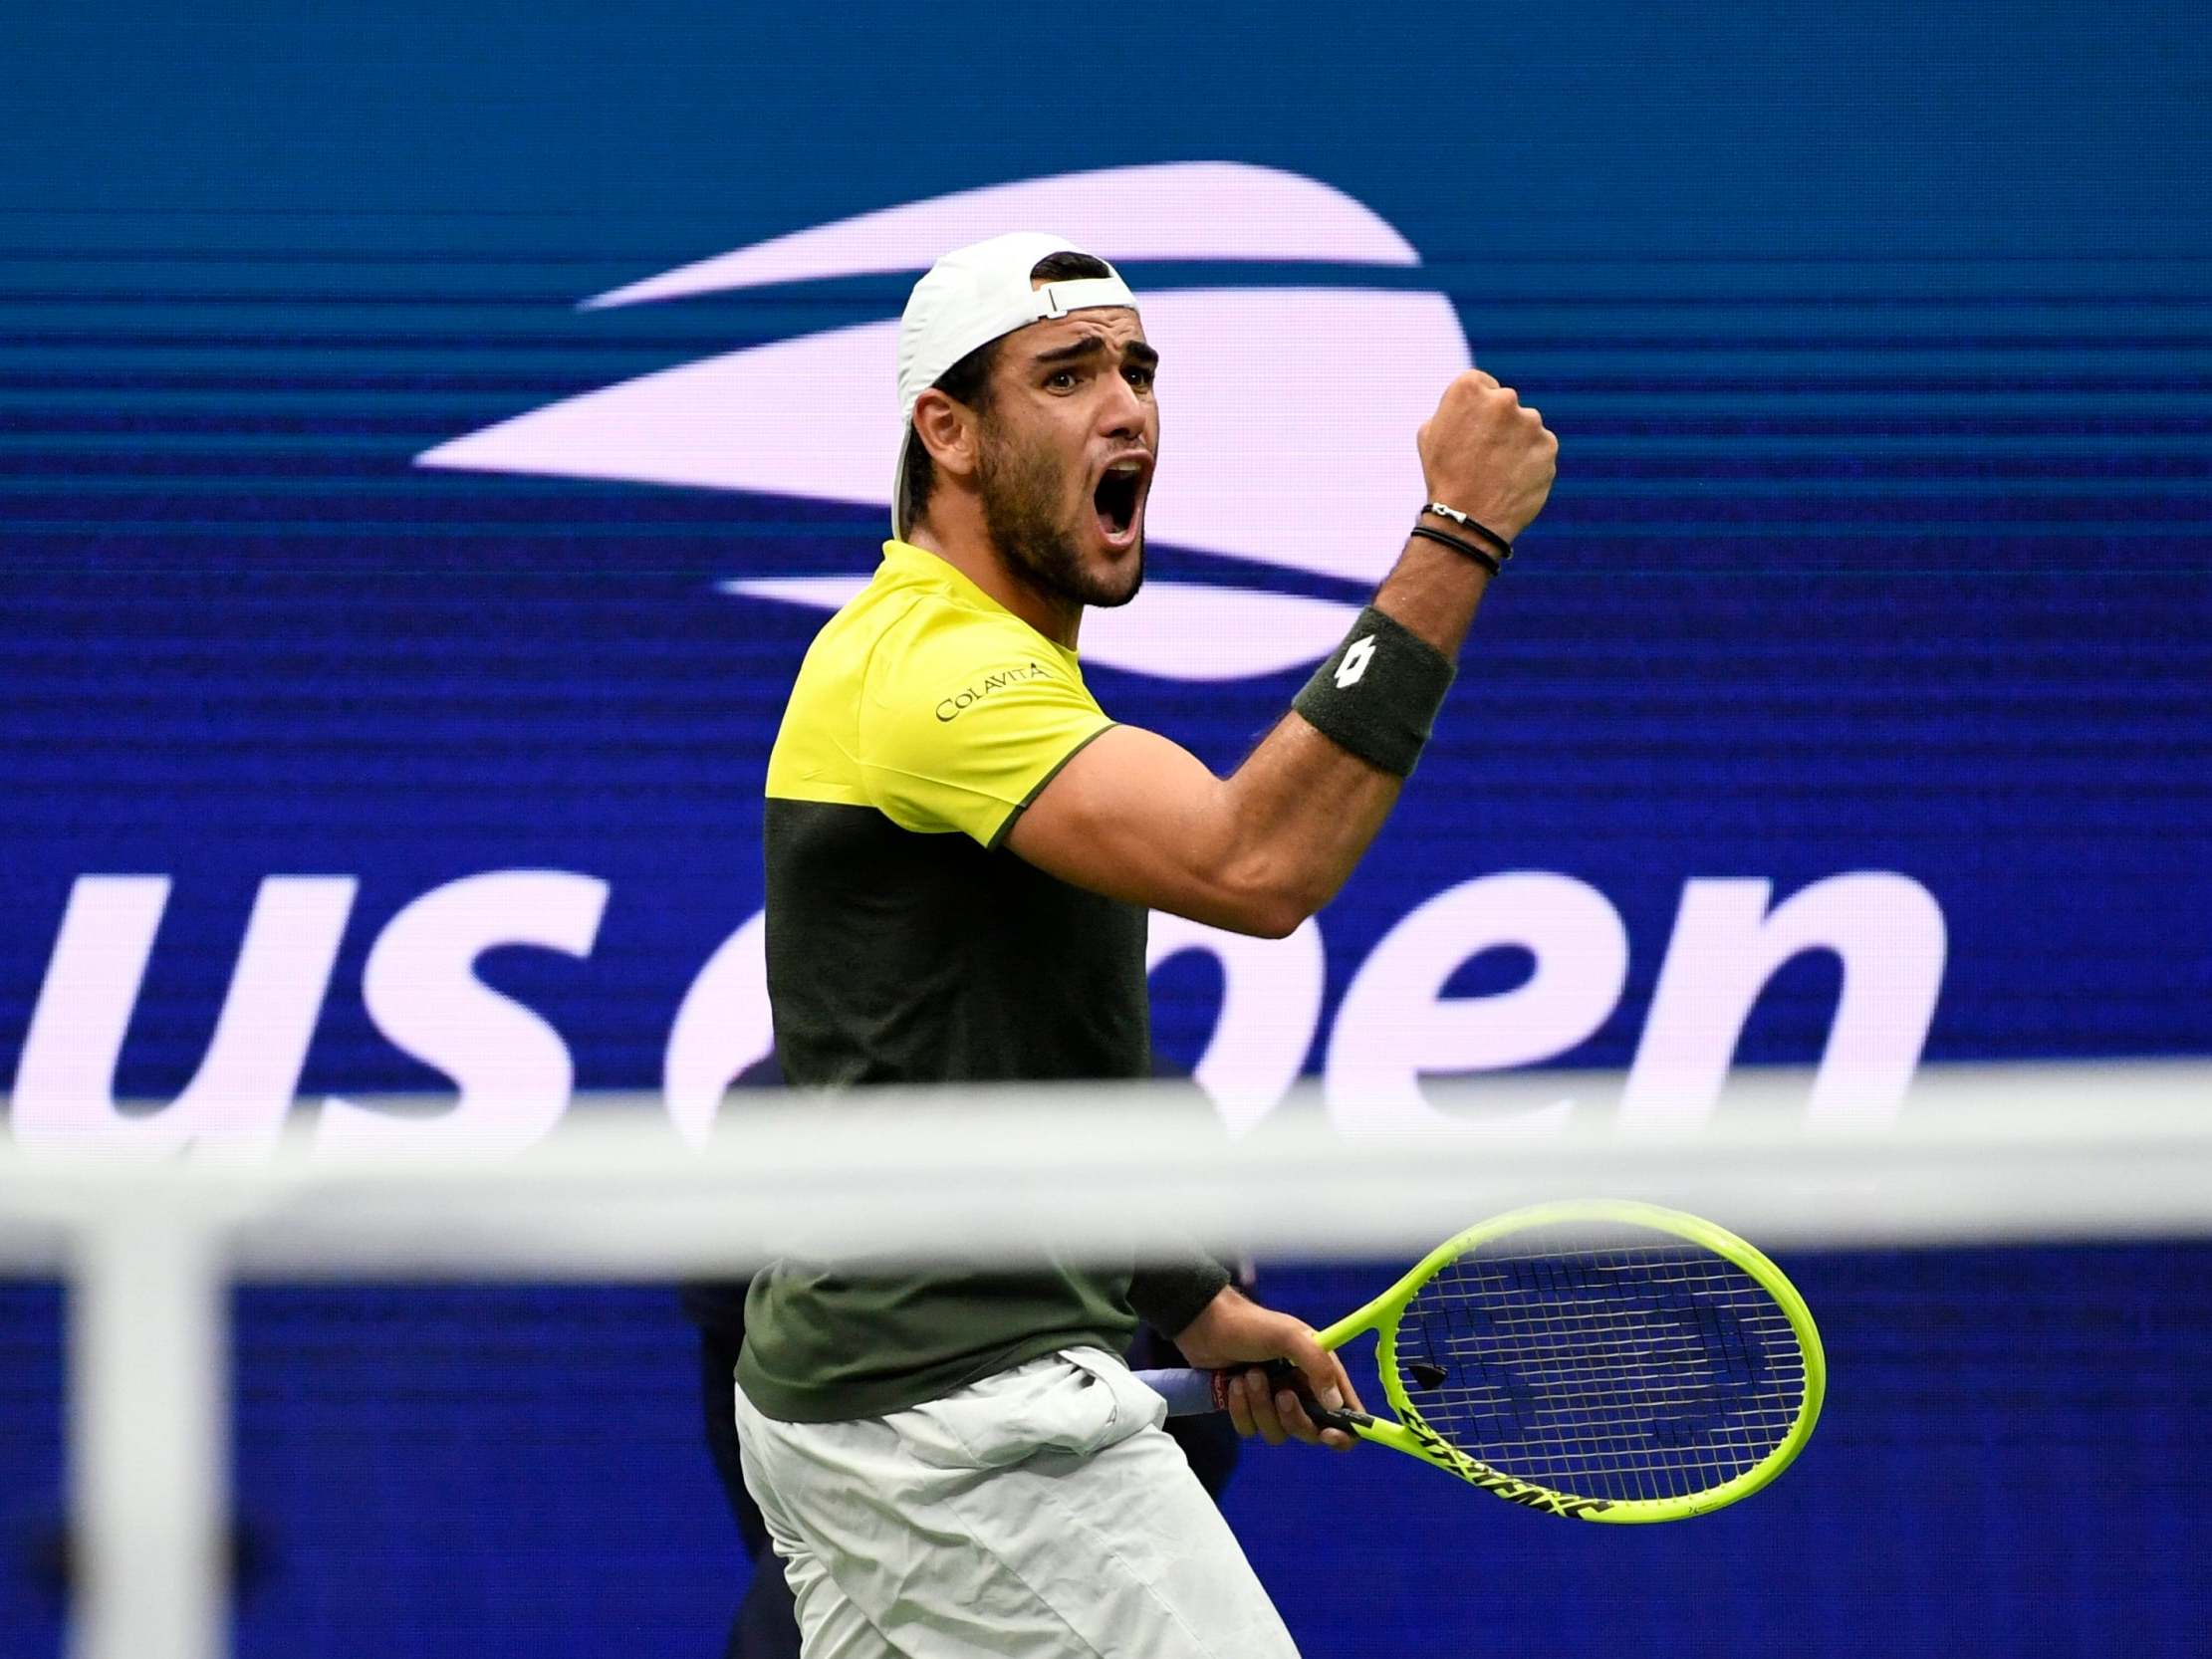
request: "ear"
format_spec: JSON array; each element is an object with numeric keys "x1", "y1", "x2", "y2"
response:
[{"x1": 911, "y1": 387, "x2": 981, "y2": 482}]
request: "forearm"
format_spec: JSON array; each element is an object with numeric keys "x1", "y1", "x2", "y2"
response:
[
  {"x1": 1369, "y1": 526, "x2": 1497, "y2": 659},
  {"x1": 1005, "y1": 369, "x2": 1547, "y2": 936},
  {"x1": 1210, "y1": 534, "x2": 1493, "y2": 921}
]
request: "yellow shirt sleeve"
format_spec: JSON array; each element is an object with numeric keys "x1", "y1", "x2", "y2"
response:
[{"x1": 857, "y1": 602, "x2": 1113, "y2": 847}]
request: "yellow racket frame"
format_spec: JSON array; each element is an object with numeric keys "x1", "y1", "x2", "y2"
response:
[{"x1": 1315, "y1": 1199, "x2": 1827, "y2": 1523}]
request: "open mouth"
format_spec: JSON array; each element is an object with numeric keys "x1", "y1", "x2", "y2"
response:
[{"x1": 1093, "y1": 463, "x2": 1143, "y2": 542}]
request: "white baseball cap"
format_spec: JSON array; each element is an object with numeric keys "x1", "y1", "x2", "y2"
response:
[{"x1": 892, "y1": 230, "x2": 1139, "y2": 539}]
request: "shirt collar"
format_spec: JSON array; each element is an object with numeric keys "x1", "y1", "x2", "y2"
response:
[{"x1": 877, "y1": 540, "x2": 1083, "y2": 666}]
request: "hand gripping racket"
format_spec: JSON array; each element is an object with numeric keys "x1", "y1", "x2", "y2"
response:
[{"x1": 1135, "y1": 1200, "x2": 1825, "y2": 1522}]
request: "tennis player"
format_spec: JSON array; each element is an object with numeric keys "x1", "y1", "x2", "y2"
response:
[{"x1": 732, "y1": 231, "x2": 1557, "y2": 1657}]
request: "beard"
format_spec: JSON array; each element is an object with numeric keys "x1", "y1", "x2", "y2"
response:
[{"x1": 975, "y1": 417, "x2": 1143, "y2": 610}]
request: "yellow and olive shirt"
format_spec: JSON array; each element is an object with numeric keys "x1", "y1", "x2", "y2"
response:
[{"x1": 737, "y1": 539, "x2": 1229, "y2": 1423}]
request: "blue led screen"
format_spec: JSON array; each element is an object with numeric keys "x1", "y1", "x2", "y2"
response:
[{"x1": 2, "y1": 3, "x2": 2209, "y2": 1655}]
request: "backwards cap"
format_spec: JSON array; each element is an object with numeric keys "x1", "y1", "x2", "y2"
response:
[{"x1": 892, "y1": 230, "x2": 1138, "y2": 539}]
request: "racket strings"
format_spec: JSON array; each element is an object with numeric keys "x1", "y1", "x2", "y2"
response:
[{"x1": 1392, "y1": 1228, "x2": 1808, "y2": 1504}]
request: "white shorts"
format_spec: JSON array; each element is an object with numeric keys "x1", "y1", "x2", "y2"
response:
[{"x1": 731, "y1": 1345, "x2": 1304, "y2": 1659}]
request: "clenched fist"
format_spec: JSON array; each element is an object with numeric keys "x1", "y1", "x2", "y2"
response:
[{"x1": 1416, "y1": 369, "x2": 1558, "y2": 544}]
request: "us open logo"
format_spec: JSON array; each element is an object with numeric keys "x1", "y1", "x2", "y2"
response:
[
  {"x1": 415, "y1": 161, "x2": 1471, "y2": 680},
  {"x1": 9, "y1": 169, "x2": 1949, "y2": 1158}
]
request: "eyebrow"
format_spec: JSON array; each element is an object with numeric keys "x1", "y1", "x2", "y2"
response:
[{"x1": 1030, "y1": 335, "x2": 1161, "y2": 370}]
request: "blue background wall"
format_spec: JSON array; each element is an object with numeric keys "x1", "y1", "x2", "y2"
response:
[{"x1": 4, "y1": 2, "x2": 2210, "y2": 1654}]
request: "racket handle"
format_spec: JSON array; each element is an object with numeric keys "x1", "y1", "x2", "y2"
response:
[
  {"x1": 1133, "y1": 1363, "x2": 1365, "y2": 1434},
  {"x1": 1132, "y1": 1367, "x2": 1224, "y2": 1417}
]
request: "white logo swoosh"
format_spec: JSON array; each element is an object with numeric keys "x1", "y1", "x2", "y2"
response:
[
  {"x1": 723, "y1": 576, "x2": 1362, "y2": 683},
  {"x1": 582, "y1": 160, "x2": 1417, "y2": 310},
  {"x1": 416, "y1": 165, "x2": 1472, "y2": 680}
]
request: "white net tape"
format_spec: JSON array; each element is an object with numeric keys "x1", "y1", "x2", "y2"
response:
[
  {"x1": 8, "y1": 1060, "x2": 2212, "y2": 1275},
  {"x1": 4, "y1": 1057, "x2": 2210, "y2": 1659}
]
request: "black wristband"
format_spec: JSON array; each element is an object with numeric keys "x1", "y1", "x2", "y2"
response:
[
  {"x1": 1408, "y1": 522, "x2": 1502, "y2": 578},
  {"x1": 1291, "y1": 605, "x2": 1456, "y2": 778},
  {"x1": 1128, "y1": 1256, "x2": 1233, "y2": 1337}
]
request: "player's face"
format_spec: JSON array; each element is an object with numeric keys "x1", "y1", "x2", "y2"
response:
[{"x1": 974, "y1": 308, "x2": 1157, "y2": 610}]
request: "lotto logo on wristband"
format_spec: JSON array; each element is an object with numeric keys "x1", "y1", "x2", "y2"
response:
[{"x1": 1336, "y1": 636, "x2": 1377, "y2": 689}]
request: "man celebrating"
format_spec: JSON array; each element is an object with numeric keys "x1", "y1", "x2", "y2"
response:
[{"x1": 731, "y1": 231, "x2": 1557, "y2": 1656}]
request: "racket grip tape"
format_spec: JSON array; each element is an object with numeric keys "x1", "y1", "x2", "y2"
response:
[{"x1": 1131, "y1": 1367, "x2": 1226, "y2": 1417}]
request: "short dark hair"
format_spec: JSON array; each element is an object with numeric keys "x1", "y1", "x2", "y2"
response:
[{"x1": 897, "y1": 251, "x2": 1115, "y2": 536}]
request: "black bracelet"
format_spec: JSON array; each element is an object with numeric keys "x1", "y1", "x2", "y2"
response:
[
  {"x1": 1419, "y1": 502, "x2": 1515, "y2": 564},
  {"x1": 1408, "y1": 522, "x2": 1502, "y2": 578}
]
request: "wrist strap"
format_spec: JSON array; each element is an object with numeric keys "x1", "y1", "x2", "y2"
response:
[{"x1": 1421, "y1": 501, "x2": 1515, "y2": 565}]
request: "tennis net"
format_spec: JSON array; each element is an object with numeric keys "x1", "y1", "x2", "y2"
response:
[{"x1": 3, "y1": 1057, "x2": 2209, "y2": 1659}]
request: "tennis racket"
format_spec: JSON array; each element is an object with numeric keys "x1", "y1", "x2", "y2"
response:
[{"x1": 1134, "y1": 1199, "x2": 1825, "y2": 1522}]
